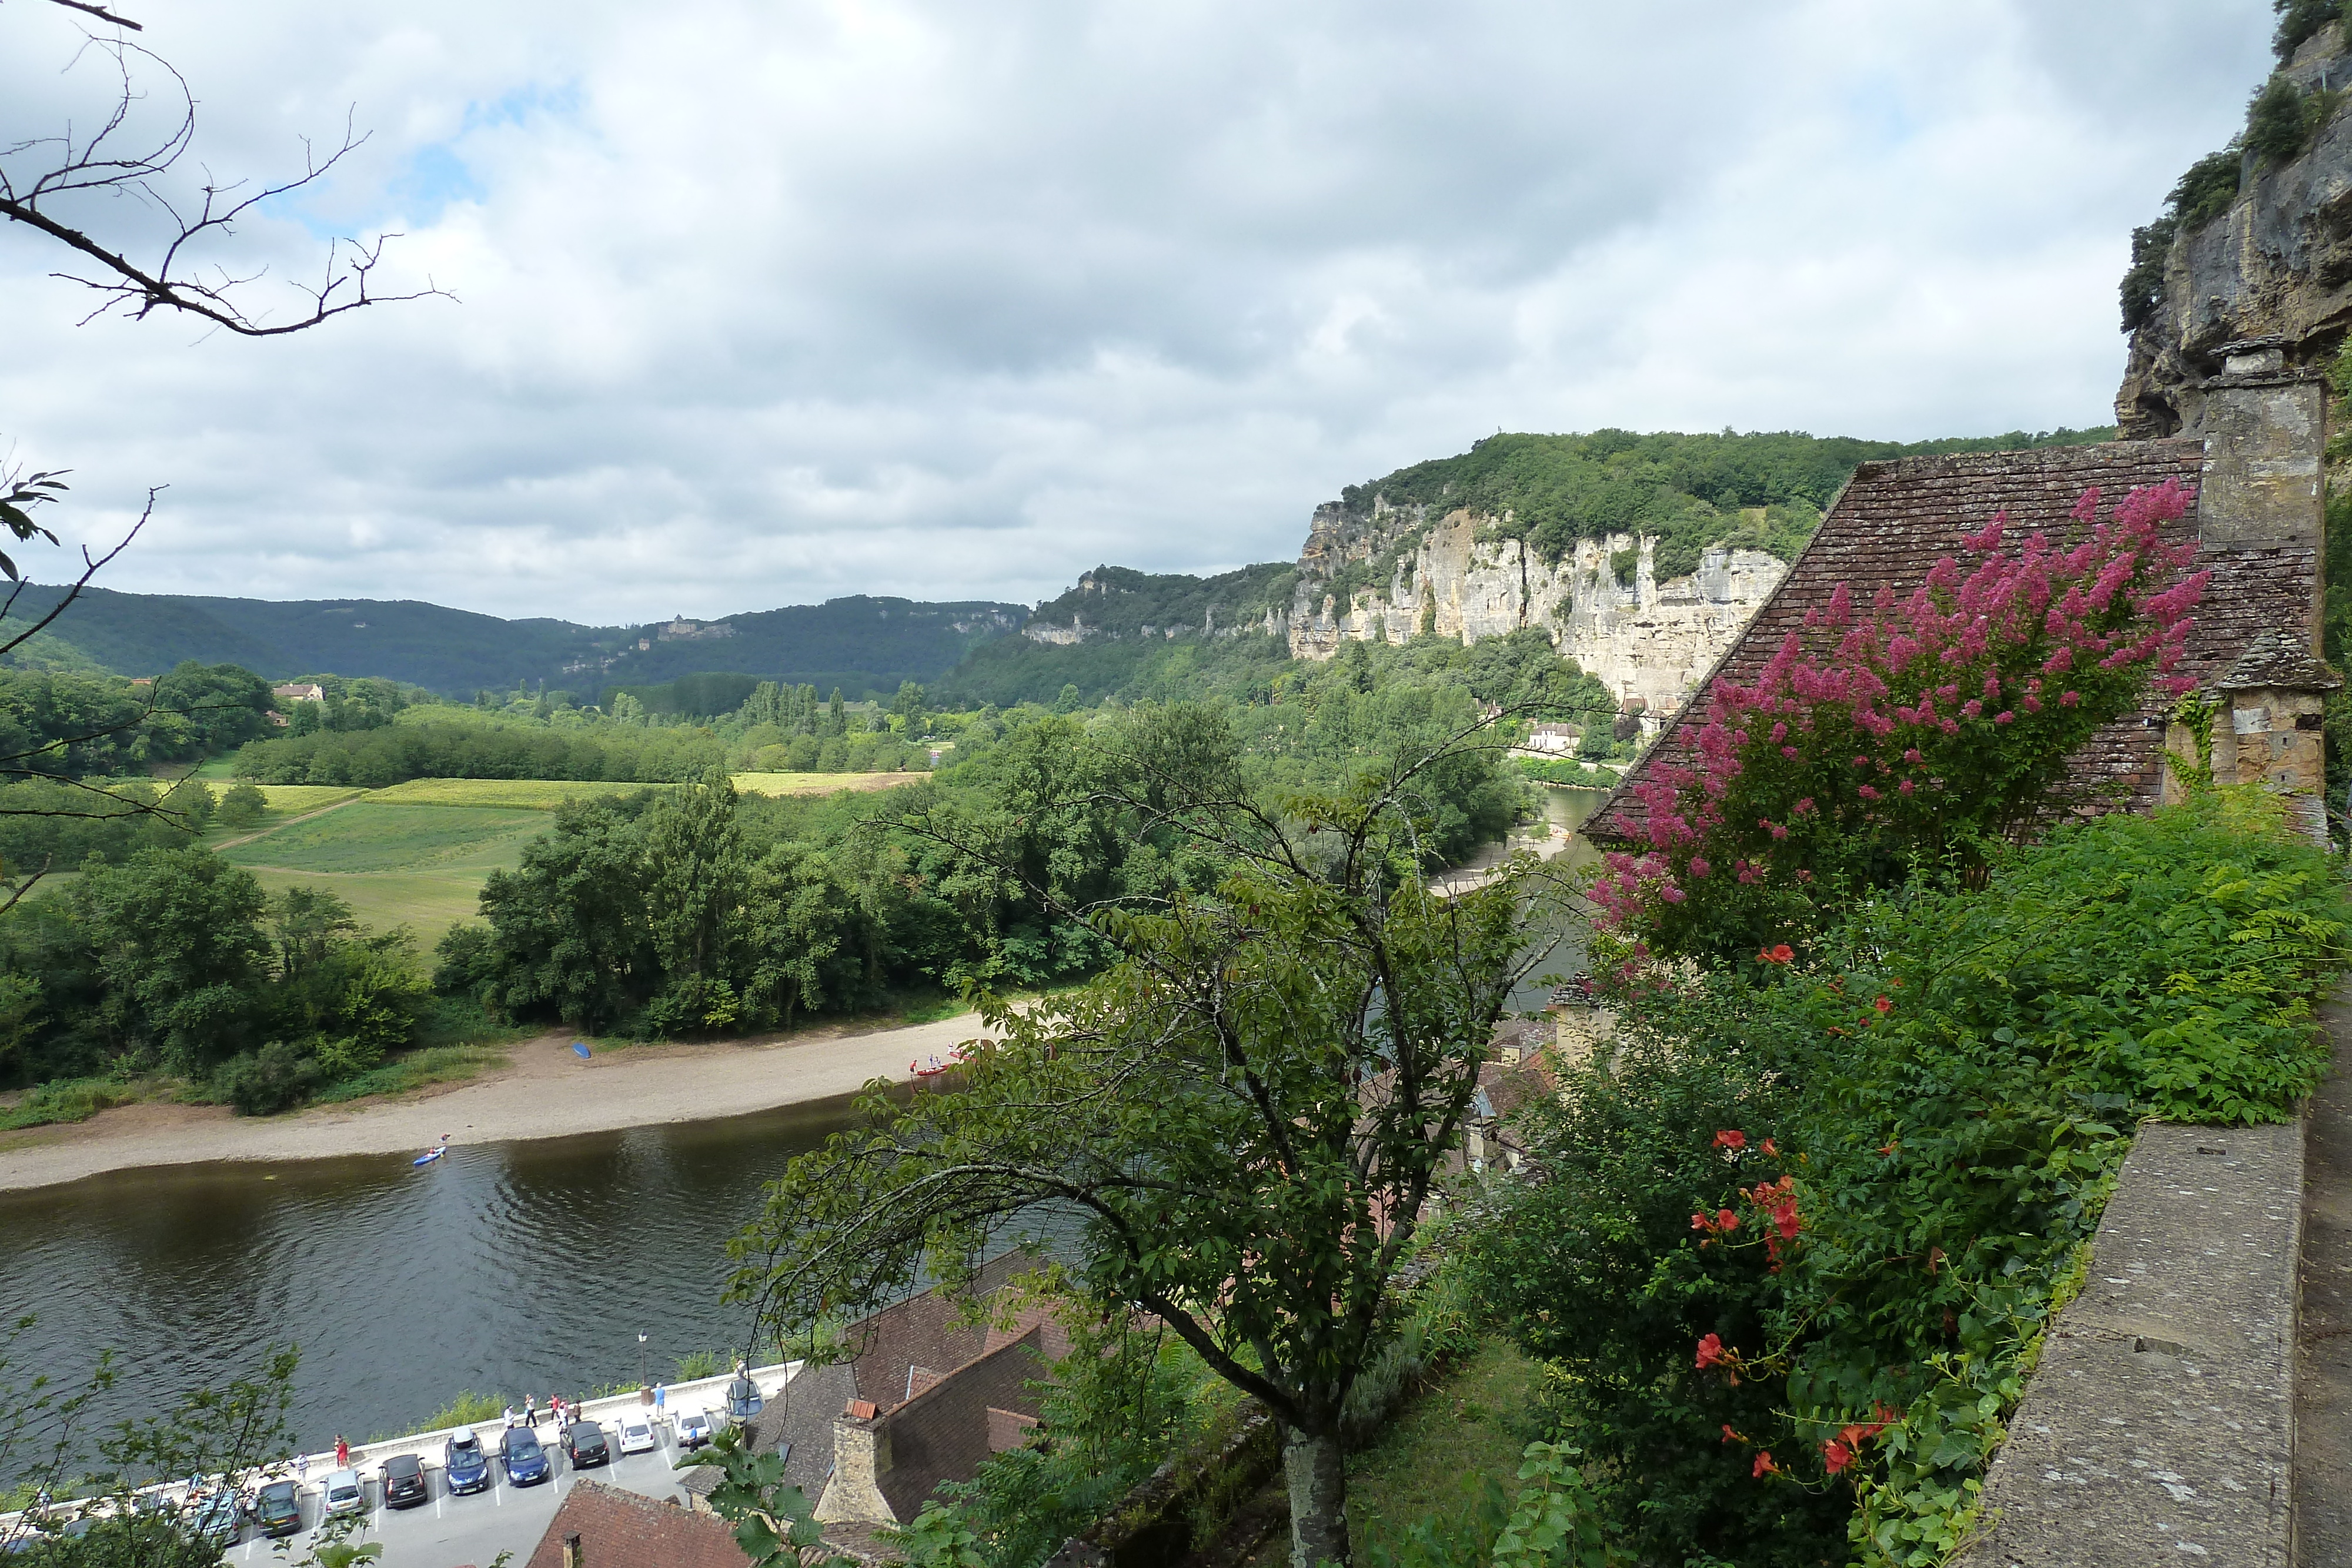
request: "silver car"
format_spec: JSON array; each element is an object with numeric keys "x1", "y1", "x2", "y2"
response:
[{"x1": 321, "y1": 1467, "x2": 366, "y2": 1516}]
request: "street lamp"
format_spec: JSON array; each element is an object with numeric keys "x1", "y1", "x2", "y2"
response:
[{"x1": 638, "y1": 1332, "x2": 649, "y2": 1392}]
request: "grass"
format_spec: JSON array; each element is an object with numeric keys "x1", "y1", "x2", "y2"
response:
[
  {"x1": 731, "y1": 771, "x2": 924, "y2": 797},
  {"x1": 219, "y1": 800, "x2": 551, "y2": 947},
  {"x1": 1345, "y1": 1338, "x2": 1546, "y2": 1556},
  {"x1": 368, "y1": 778, "x2": 663, "y2": 810},
  {"x1": 307, "y1": 1042, "x2": 517, "y2": 1105},
  {"x1": 0, "y1": 1074, "x2": 150, "y2": 1131},
  {"x1": 220, "y1": 803, "x2": 543, "y2": 873},
  {"x1": 249, "y1": 784, "x2": 366, "y2": 813}
]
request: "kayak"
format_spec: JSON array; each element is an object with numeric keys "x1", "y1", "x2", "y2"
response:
[{"x1": 412, "y1": 1148, "x2": 445, "y2": 1167}]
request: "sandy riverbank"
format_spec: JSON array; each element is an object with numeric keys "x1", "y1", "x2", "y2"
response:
[{"x1": 0, "y1": 1011, "x2": 996, "y2": 1194}]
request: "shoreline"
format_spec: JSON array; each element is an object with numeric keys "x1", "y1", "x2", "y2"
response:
[{"x1": 0, "y1": 1011, "x2": 994, "y2": 1195}]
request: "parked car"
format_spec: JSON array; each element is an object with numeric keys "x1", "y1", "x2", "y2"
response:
[
  {"x1": 443, "y1": 1430, "x2": 491, "y2": 1495},
  {"x1": 321, "y1": 1469, "x2": 366, "y2": 1516},
  {"x1": 379, "y1": 1453, "x2": 428, "y2": 1510},
  {"x1": 499, "y1": 1426, "x2": 551, "y2": 1486},
  {"x1": 563, "y1": 1420, "x2": 610, "y2": 1469},
  {"x1": 616, "y1": 1414, "x2": 656, "y2": 1456},
  {"x1": 249, "y1": 1480, "x2": 302, "y2": 1538},
  {"x1": 186, "y1": 1492, "x2": 241, "y2": 1548},
  {"x1": 672, "y1": 1408, "x2": 712, "y2": 1450}
]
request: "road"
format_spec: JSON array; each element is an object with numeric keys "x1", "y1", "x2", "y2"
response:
[{"x1": 222, "y1": 1416, "x2": 707, "y2": 1568}]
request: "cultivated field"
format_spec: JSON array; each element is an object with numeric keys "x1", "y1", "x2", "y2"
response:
[
  {"x1": 192, "y1": 772, "x2": 923, "y2": 945},
  {"x1": 219, "y1": 800, "x2": 547, "y2": 944},
  {"x1": 367, "y1": 777, "x2": 661, "y2": 809},
  {"x1": 731, "y1": 770, "x2": 920, "y2": 797}
]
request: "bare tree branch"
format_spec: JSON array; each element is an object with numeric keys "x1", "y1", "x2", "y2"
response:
[{"x1": 2, "y1": 32, "x2": 454, "y2": 335}]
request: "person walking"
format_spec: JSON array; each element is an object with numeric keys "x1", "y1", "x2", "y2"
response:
[
  {"x1": 524, "y1": 1395, "x2": 538, "y2": 1428},
  {"x1": 296, "y1": 1453, "x2": 310, "y2": 1489},
  {"x1": 333, "y1": 1435, "x2": 349, "y2": 1469}
]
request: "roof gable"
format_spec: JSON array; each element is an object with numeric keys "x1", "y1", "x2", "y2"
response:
[{"x1": 1583, "y1": 437, "x2": 2317, "y2": 845}]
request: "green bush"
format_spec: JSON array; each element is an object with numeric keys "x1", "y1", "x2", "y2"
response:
[
  {"x1": 0, "y1": 1074, "x2": 138, "y2": 1130},
  {"x1": 1471, "y1": 791, "x2": 2346, "y2": 1567},
  {"x1": 213, "y1": 1039, "x2": 324, "y2": 1116},
  {"x1": 216, "y1": 781, "x2": 266, "y2": 829}
]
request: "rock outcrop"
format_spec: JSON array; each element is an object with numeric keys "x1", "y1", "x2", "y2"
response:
[
  {"x1": 1284, "y1": 500, "x2": 1788, "y2": 720},
  {"x1": 2118, "y1": 27, "x2": 2352, "y2": 436}
]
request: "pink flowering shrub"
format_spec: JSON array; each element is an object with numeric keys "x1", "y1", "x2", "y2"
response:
[{"x1": 1593, "y1": 480, "x2": 2207, "y2": 961}]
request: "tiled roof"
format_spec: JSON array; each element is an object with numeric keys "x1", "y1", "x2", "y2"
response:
[
  {"x1": 524, "y1": 1480, "x2": 751, "y2": 1568},
  {"x1": 1585, "y1": 439, "x2": 2316, "y2": 845},
  {"x1": 873, "y1": 1326, "x2": 1051, "y2": 1522}
]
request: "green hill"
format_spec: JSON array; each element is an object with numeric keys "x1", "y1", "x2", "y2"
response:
[{"x1": 2, "y1": 586, "x2": 1027, "y2": 699}]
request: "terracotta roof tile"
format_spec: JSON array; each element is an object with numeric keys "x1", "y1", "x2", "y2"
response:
[
  {"x1": 1585, "y1": 439, "x2": 2314, "y2": 845},
  {"x1": 524, "y1": 1479, "x2": 751, "y2": 1568}
]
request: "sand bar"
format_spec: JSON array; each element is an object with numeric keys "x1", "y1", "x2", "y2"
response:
[{"x1": 0, "y1": 1011, "x2": 995, "y2": 1194}]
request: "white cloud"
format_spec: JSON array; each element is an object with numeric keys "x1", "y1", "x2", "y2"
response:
[{"x1": 0, "y1": 0, "x2": 2278, "y2": 624}]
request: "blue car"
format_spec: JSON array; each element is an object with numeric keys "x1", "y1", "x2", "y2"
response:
[
  {"x1": 443, "y1": 1431, "x2": 490, "y2": 1495},
  {"x1": 499, "y1": 1427, "x2": 550, "y2": 1487}
]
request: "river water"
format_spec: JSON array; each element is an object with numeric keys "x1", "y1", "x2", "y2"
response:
[{"x1": 0, "y1": 788, "x2": 1605, "y2": 1471}]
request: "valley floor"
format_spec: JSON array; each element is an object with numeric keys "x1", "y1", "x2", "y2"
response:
[{"x1": 0, "y1": 1008, "x2": 994, "y2": 1193}]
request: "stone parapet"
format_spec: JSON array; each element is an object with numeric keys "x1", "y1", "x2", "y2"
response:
[{"x1": 1955, "y1": 1123, "x2": 2304, "y2": 1566}]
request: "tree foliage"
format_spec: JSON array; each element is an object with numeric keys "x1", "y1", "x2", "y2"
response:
[{"x1": 728, "y1": 704, "x2": 1567, "y2": 1568}]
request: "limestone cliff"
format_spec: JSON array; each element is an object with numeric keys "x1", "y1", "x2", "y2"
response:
[
  {"x1": 2118, "y1": 26, "x2": 2352, "y2": 435},
  {"x1": 1281, "y1": 498, "x2": 1787, "y2": 720}
]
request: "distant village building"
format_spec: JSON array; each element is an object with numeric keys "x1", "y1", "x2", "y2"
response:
[
  {"x1": 271, "y1": 683, "x2": 325, "y2": 703},
  {"x1": 1518, "y1": 723, "x2": 1581, "y2": 757},
  {"x1": 657, "y1": 616, "x2": 737, "y2": 642}
]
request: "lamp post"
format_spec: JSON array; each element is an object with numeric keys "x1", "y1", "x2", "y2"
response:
[{"x1": 638, "y1": 1332, "x2": 649, "y2": 1392}]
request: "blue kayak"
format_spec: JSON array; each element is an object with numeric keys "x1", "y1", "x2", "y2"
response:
[
  {"x1": 412, "y1": 1148, "x2": 444, "y2": 1167},
  {"x1": 572, "y1": 1041, "x2": 592, "y2": 1059}
]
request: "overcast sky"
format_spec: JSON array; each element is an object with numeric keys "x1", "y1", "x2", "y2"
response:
[{"x1": 0, "y1": 0, "x2": 2277, "y2": 625}]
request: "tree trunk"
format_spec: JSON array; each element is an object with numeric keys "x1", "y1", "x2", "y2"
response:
[{"x1": 1282, "y1": 1422, "x2": 1349, "y2": 1568}]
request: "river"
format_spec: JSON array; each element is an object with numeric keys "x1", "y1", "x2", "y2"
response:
[
  {"x1": 0, "y1": 1095, "x2": 865, "y2": 1465},
  {"x1": 0, "y1": 788, "x2": 1606, "y2": 1471}
]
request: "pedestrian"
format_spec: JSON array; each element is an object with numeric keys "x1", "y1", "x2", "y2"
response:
[
  {"x1": 525, "y1": 1395, "x2": 538, "y2": 1427},
  {"x1": 551, "y1": 1393, "x2": 564, "y2": 1426},
  {"x1": 654, "y1": 1382, "x2": 666, "y2": 1412},
  {"x1": 333, "y1": 1435, "x2": 349, "y2": 1469},
  {"x1": 296, "y1": 1453, "x2": 309, "y2": 1488}
]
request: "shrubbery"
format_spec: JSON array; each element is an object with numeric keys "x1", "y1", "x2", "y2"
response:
[{"x1": 1472, "y1": 792, "x2": 2344, "y2": 1567}]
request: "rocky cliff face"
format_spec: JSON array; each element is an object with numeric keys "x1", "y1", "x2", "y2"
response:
[
  {"x1": 2119, "y1": 28, "x2": 2352, "y2": 436},
  {"x1": 1282, "y1": 499, "x2": 1788, "y2": 719}
]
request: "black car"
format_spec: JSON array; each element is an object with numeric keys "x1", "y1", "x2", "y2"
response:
[
  {"x1": 249, "y1": 1480, "x2": 303, "y2": 1539},
  {"x1": 562, "y1": 1420, "x2": 610, "y2": 1469},
  {"x1": 380, "y1": 1453, "x2": 429, "y2": 1510}
]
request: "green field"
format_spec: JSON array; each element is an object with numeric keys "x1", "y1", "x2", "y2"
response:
[
  {"x1": 219, "y1": 800, "x2": 548, "y2": 945},
  {"x1": 731, "y1": 770, "x2": 920, "y2": 797},
  {"x1": 368, "y1": 777, "x2": 661, "y2": 810}
]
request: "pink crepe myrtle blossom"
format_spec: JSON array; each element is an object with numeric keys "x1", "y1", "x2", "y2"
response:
[{"x1": 1598, "y1": 478, "x2": 2206, "y2": 953}]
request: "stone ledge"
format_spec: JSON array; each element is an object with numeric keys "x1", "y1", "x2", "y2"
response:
[{"x1": 1957, "y1": 1121, "x2": 2303, "y2": 1567}]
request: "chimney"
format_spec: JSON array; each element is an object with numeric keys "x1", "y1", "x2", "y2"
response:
[
  {"x1": 562, "y1": 1533, "x2": 583, "y2": 1568},
  {"x1": 2195, "y1": 337, "x2": 2328, "y2": 649},
  {"x1": 814, "y1": 1409, "x2": 897, "y2": 1526}
]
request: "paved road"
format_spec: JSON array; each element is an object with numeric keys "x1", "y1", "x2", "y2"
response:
[{"x1": 221, "y1": 1420, "x2": 707, "y2": 1568}]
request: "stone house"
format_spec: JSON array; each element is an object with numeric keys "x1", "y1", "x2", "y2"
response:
[
  {"x1": 525, "y1": 1480, "x2": 750, "y2": 1567},
  {"x1": 1587, "y1": 345, "x2": 2336, "y2": 848},
  {"x1": 680, "y1": 1251, "x2": 1068, "y2": 1549}
]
